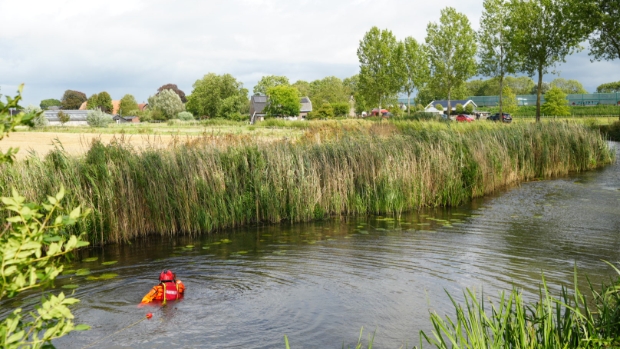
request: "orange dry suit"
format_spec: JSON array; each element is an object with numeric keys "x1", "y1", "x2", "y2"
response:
[{"x1": 141, "y1": 280, "x2": 185, "y2": 304}]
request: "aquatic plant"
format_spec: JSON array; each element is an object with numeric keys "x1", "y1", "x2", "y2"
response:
[
  {"x1": 421, "y1": 264, "x2": 620, "y2": 348},
  {"x1": 0, "y1": 121, "x2": 614, "y2": 244}
]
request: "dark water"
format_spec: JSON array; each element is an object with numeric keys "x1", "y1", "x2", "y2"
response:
[{"x1": 7, "y1": 144, "x2": 620, "y2": 349}]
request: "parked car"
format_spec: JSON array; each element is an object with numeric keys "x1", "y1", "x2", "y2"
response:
[
  {"x1": 488, "y1": 113, "x2": 512, "y2": 123},
  {"x1": 456, "y1": 114, "x2": 475, "y2": 122}
]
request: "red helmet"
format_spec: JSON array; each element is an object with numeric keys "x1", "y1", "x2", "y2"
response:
[{"x1": 159, "y1": 270, "x2": 174, "y2": 282}]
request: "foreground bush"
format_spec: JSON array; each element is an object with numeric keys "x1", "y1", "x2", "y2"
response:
[
  {"x1": 0, "y1": 122, "x2": 614, "y2": 245},
  {"x1": 177, "y1": 111, "x2": 195, "y2": 121},
  {"x1": 0, "y1": 86, "x2": 90, "y2": 348}
]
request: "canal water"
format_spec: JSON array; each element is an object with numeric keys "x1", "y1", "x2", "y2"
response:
[{"x1": 8, "y1": 144, "x2": 620, "y2": 348}]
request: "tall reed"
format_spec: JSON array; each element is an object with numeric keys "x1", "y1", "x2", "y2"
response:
[
  {"x1": 421, "y1": 264, "x2": 620, "y2": 348},
  {"x1": 0, "y1": 122, "x2": 614, "y2": 244}
]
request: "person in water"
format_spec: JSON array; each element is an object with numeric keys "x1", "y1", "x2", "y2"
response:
[{"x1": 141, "y1": 270, "x2": 185, "y2": 304}]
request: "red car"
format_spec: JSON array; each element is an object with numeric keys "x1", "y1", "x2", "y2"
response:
[{"x1": 456, "y1": 114, "x2": 475, "y2": 122}]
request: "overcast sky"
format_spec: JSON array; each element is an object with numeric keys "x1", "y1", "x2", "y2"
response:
[{"x1": 1, "y1": 0, "x2": 618, "y2": 107}]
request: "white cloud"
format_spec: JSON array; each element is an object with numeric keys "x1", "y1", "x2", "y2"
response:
[{"x1": 0, "y1": 0, "x2": 618, "y2": 106}]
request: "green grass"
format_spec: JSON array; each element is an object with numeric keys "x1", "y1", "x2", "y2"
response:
[{"x1": 0, "y1": 121, "x2": 614, "y2": 245}]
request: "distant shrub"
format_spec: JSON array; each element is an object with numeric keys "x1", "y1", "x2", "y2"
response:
[
  {"x1": 465, "y1": 103, "x2": 474, "y2": 114},
  {"x1": 332, "y1": 102, "x2": 350, "y2": 117},
  {"x1": 435, "y1": 104, "x2": 444, "y2": 112},
  {"x1": 150, "y1": 109, "x2": 166, "y2": 121},
  {"x1": 389, "y1": 105, "x2": 403, "y2": 118},
  {"x1": 316, "y1": 103, "x2": 334, "y2": 119},
  {"x1": 86, "y1": 109, "x2": 113, "y2": 127},
  {"x1": 177, "y1": 111, "x2": 195, "y2": 121},
  {"x1": 58, "y1": 111, "x2": 70, "y2": 125},
  {"x1": 229, "y1": 112, "x2": 249, "y2": 122},
  {"x1": 137, "y1": 110, "x2": 153, "y2": 122},
  {"x1": 455, "y1": 103, "x2": 464, "y2": 114}
]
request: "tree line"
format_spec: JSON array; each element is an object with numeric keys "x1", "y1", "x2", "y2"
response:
[
  {"x1": 356, "y1": 0, "x2": 619, "y2": 122},
  {"x1": 35, "y1": 0, "x2": 617, "y2": 122}
]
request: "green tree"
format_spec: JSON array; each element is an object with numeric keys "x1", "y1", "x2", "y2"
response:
[
  {"x1": 39, "y1": 99, "x2": 61, "y2": 110},
  {"x1": 506, "y1": 76, "x2": 536, "y2": 95},
  {"x1": 501, "y1": 86, "x2": 518, "y2": 114},
  {"x1": 465, "y1": 79, "x2": 489, "y2": 96},
  {"x1": 478, "y1": 0, "x2": 520, "y2": 119},
  {"x1": 596, "y1": 81, "x2": 620, "y2": 93},
  {"x1": 148, "y1": 89, "x2": 185, "y2": 120},
  {"x1": 309, "y1": 76, "x2": 350, "y2": 110},
  {"x1": 292, "y1": 80, "x2": 311, "y2": 97},
  {"x1": 0, "y1": 86, "x2": 91, "y2": 348},
  {"x1": 530, "y1": 82, "x2": 551, "y2": 95},
  {"x1": 508, "y1": 0, "x2": 589, "y2": 121},
  {"x1": 465, "y1": 103, "x2": 475, "y2": 114},
  {"x1": 265, "y1": 85, "x2": 300, "y2": 117},
  {"x1": 550, "y1": 78, "x2": 588, "y2": 94},
  {"x1": 119, "y1": 94, "x2": 139, "y2": 115},
  {"x1": 86, "y1": 94, "x2": 99, "y2": 110},
  {"x1": 435, "y1": 104, "x2": 444, "y2": 112},
  {"x1": 582, "y1": 0, "x2": 620, "y2": 61},
  {"x1": 357, "y1": 27, "x2": 403, "y2": 115},
  {"x1": 541, "y1": 86, "x2": 570, "y2": 116},
  {"x1": 157, "y1": 84, "x2": 187, "y2": 103},
  {"x1": 401, "y1": 37, "x2": 429, "y2": 115},
  {"x1": 253, "y1": 75, "x2": 290, "y2": 95},
  {"x1": 186, "y1": 73, "x2": 248, "y2": 119},
  {"x1": 465, "y1": 76, "x2": 536, "y2": 96},
  {"x1": 60, "y1": 90, "x2": 87, "y2": 110},
  {"x1": 426, "y1": 7, "x2": 478, "y2": 118},
  {"x1": 96, "y1": 92, "x2": 114, "y2": 114}
]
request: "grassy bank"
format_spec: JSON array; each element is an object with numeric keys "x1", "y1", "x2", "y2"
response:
[{"x1": 0, "y1": 121, "x2": 614, "y2": 245}]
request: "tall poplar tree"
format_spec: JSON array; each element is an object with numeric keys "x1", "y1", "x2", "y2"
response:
[
  {"x1": 401, "y1": 37, "x2": 429, "y2": 115},
  {"x1": 508, "y1": 0, "x2": 589, "y2": 122},
  {"x1": 478, "y1": 0, "x2": 519, "y2": 118},
  {"x1": 425, "y1": 7, "x2": 477, "y2": 117},
  {"x1": 357, "y1": 27, "x2": 403, "y2": 114}
]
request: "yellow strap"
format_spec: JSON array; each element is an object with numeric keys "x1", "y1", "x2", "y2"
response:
[{"x1": 162, "y1": 283, "x2": 167, "y2": 305}]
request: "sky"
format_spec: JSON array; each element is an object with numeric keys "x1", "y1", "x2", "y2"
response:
[{"x1": 1, "y1": 0, "x2": 618, "y2": 107}]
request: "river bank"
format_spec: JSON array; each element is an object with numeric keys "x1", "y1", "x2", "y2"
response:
[{"x1": 0, "y1": 121, "x2": 614, "y2": 245}]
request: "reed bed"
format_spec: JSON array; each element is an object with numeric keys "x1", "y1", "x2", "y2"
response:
[{"x1": 0, "y1": 121, "x2": 614, "y2": 245}]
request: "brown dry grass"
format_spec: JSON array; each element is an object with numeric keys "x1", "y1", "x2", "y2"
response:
[{"x1": 0, "y1": 132, "x2": 213, "y2": 159}]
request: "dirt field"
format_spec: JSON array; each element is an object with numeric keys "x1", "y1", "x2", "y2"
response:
[{"x1": 0, "y1": 132, "x2": 203, "y2": 159}]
